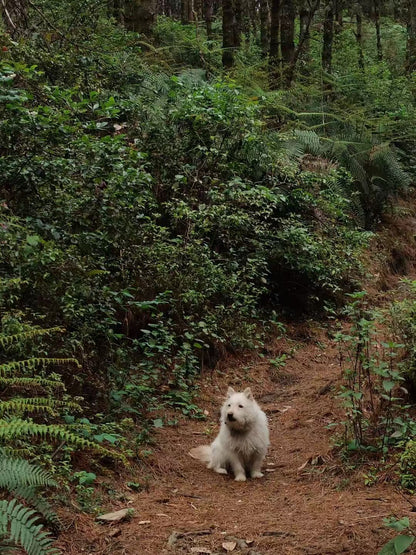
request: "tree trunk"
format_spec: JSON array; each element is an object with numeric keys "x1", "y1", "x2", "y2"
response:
[
  {"x1": 233, "y1": 0, "x2": 242, "y2": 47},
  {"x1": 125, "y1": 0, "x2": 156, "y2": 33},
  {"x1": 284, "y1": 0, "x2": 320, "y2": 87},
  {"x1": 355, "y1": 4, "x2": 364, "y2": 69},
  {"x1": 248, "y1": 0, "x2": 257, "y2": 39},
  {"x1": 406, "y1": 0, "x2": 416, "y2": 73},
  {"x1": 322, "y1": 0, "x2": 334, "y2": 73},
  {"x1": 280, "y1": 0, "x2": 295, "y2": 66},
  {"x1": 181, "y1": 0, "x2": 189, "y2": 23},
  {"x1": 222, "y1": 0, "x2": 236, "y2": 67},
  {"x1": 260, "y1": 0, "x2": 270, "y2": 55},
  {"x1": 334, "y1": 0, "x2": 343, "y2": 33},
  {"x1": 373, "y1": 0, "x2": 382, "y2": 61},
  {"x1": 269, "y1": 0, "x2": 280, "y2": 83},
  {"x1": 1, "y1": 0, "x2": 28, "y2": 36},
  {"x1": 299, "y1": 6, "x2": 309, "y2": 53},
  {"x1": 204, "y1": 0, "x2": 213, "y2": 39}
]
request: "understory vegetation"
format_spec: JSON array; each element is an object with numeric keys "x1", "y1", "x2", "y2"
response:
[{"x1": 1, "y1": 0, "x2": 416, "y2": 551}]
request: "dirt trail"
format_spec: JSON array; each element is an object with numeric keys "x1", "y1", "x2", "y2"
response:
[{"x1": 58, "y1": 324, "x2": 415, "y2": 555}]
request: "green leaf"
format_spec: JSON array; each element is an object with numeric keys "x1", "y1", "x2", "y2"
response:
[
  {"x1": 153, "y1": 418, "x2": 163, "y2": 428},
  {"x1": 26, "y1": 235, "x2": 40, "y2": 246},
  {"x1": 382, "y1": 380, "x2": 396, "y2": 393},
  {"x1": 77, "y1": 472, "x2": 96, "y2": 485},
  {"x1": 384, "y1": 518, "x2": 410, "y2": 532},
  {"x1": 378, "y1": 535, "x2": 414, "y2": 555},
  {"x1": 93, "y1": 433, "x2": 119, "y2": 444}
]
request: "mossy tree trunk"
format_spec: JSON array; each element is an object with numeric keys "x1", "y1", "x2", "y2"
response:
[
  {"x1": 373, "y1": 0, "x2": 382, "y2": 61},
  {"x1": 406, "y1": 0, "x2": 416, "y2": 73},
  {"x1": 125, "y1": 0, "x2": 157, "y2": 33},
  {"x1": 260, "y1": 0, "x2": 270, "y2": 55},
  {"x1": 322, "y1": 0, "x2": 334, "y2": 74},
  {"x1": 269, "y1": 0, "x2": 280, "y2": 83}
]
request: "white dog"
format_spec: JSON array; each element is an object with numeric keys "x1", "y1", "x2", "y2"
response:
[{"x1": 190, "y1": 387, "x2": 269, "y2": 482}]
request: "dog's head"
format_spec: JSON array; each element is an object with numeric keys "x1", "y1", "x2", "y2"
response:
[{"x1": 221, "y1": 387, "x2": 258, "y2": 431}]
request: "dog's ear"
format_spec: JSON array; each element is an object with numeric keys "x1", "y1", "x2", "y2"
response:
[
  {"x1": 227, "y1": 386, "x2": 236, "y2": 397},
  {"x1": 243, "y1": 387, "x2": 253, "y2": 400}
]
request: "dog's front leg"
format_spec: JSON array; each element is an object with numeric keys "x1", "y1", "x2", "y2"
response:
[
  {"x1": 250, "y1": 454, "x2": 265, "y2": 478},
  {"x1": 228, "y1": 455, "x2": 246, "y2": 482}
]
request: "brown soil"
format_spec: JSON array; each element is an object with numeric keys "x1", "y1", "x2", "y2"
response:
[{"x1": 56, "y1": 324, "x2": 416, "y2": 555}]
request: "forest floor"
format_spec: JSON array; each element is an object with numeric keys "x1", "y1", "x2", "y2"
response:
[{"x1": 56, "y1": 302, "x2": 416, "y2": 554}]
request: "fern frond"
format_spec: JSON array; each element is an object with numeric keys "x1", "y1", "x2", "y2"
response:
[
  {"x1": 293, "y1": 130, "x2": 326, "y2": 157},
  {"x1": 11, "y1": 487, "x2": 59, "y2": 527},
  {"x1": 0, "y1": 499, "x2": 59, "y2": 555},
  {"x1": 0, "y1": 398, "x2": 80, "y2": 416},
  {"x1": 369, "y1": 145, "x2": 411, "y2": 192},
  {"x1": 0, "y1": 377, "x2": 65, "y2": 390},
  {"x1": 0, "y1": 328, "x2": 65, "y2": 349},
  {"x1": 0, "y1": 420, "x2": 125, "y2": 462},
  {"x1": 0, "y1": 358, "x2": 81, "y2": 377},
  {"x1": 0, "y1": 450, "x2": 56, "y2": 490}
]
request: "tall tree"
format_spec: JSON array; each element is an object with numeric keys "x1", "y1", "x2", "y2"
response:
[
  {"x1": 181, "y1": 0, "x2": 193, "y2": 23},
  {"x1": 222, "y1": 0, "x2": 236, "y2": 67},
  {"x1": 284, "y1": 0, "x2": 320, "y2": 86},
  {"x1": 280, "y1": 0, "x2": 295, "y2": 67},
  {"x1": 406, "y1": 0, "x2": 416, "y2": 73},
  {"x1": 354, "y1": 1, "x2": 364, "y2": 69},
  {"x1": 373, "y1": 0, "x2": 382, "y2": 60},
  {"x1": 334, "y1": 0, "x2": 344, "y2": 32},
  {"x1": 269, "y1": 0, "x2": 281, "y2": 81},
  {"x1": 125, "y1": 0, "x2": 157, "y2": 33},
  {"x1": 260, "y1": 0, "x2": 271, "y2": 55},
  {"x1": 204, "y1": 0, "x2": 214, "y2": 39},
  {"x1": 322, "y1": 0, "x2": 334, "y2": 73}
]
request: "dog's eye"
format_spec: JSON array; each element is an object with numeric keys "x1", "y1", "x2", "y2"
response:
[
  {"x1": 227, "y1": 404, "x2": 231, "y2": 407},
  {"x1": 238, "y1": 404, "x2": 244, "y2": 408}
]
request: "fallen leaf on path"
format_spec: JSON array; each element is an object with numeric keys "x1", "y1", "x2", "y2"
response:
[
  {"x1": 297, "y1": 454, "x2": 327, "y2": 471},
  {"x1": 96, "y1": 508, "x2": 131, "y2": 523},
  {"x1": 108, "y1": 528, "x2": 121, "y2": 537},
  {"x1": 222, "y1": 541, "x2": 237, "y2": 551},
  {"x1": 190, "y1": 548, "x2": 212, "y2": 554}
]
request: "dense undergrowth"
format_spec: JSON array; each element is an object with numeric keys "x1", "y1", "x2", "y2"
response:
[{"x1": 1, "y1": 4, "x2": 416, "y2": 549}]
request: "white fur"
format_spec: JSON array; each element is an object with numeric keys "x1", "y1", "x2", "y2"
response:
[{"x1": 190, "y1": 387, "x2": 269, "y2": 482}]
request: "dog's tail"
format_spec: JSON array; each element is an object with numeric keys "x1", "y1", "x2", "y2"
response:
[{"x1": 189, "y1": 445, "x2": 211, "y2": 463}]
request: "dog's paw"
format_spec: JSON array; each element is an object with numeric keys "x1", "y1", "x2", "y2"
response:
[
  {"x1": 234, "y1": 474, "x2": 247, "y2": 482},
  {"x1": 214, "y1": 467, "x2": 228, "y2": 475},
  {"x1": 251, "y1": 471, "x2": 264, "y2": 478}
]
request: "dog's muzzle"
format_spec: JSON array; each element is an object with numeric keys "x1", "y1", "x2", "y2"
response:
[{"x1": 227, "y1": 413, "x2": 237, "y2": 422}]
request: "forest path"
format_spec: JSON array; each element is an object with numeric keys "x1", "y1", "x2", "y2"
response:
[{"x1": 60, "y1": 322, "x2": 413, "y2": 554}]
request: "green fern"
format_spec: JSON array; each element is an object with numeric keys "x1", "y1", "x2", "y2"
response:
[
  {"x1": 0, "y1": 358, "x2": 80, "y2": 377},
  {"x1": 0, "y1": 398, "x2": 81, "y2": 416},
  {"x1": 0, "y1": 378, "x2": 65, "y2": 390},
  {"x1": 0, "y1": 449, "x2": 60, "y2": 554},
  {"x1": 0, "y1": 451, "x2": 56, "y2": 490},
  {"x1": 289, "y1": 128, "x2": 410, "y2": 226},
  {"x1": 0, "y1": 420, "x2": 125, "y2": 462},
  {"x1": 0, "y1": 499, "x2": 59, "y2": 555},
  {"x1": 0, "y1": 328, "x2": 65, "y2": 349},
  {"x1": 11, "y1": 487, "x2": 60, "y2": 528}
]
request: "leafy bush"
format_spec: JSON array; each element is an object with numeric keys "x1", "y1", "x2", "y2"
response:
[
  {"x1": 334, "y1": 292, "x2": 412, "y2": 454},
  {"x1": 0, "y1": 46, "x2": 371, "y2": 420}
]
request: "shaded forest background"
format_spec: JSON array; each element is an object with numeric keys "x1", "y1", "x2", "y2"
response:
[{"x1": 2, "y1": 0, "x2": 416, "y2": 552}]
